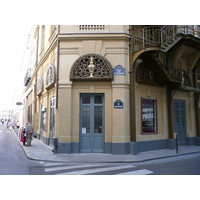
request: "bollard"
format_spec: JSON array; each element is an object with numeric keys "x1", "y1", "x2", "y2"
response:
[
  {"x1": 176, "y1": 133, "x2": 178, "y2": 154},
  {"x1": 53, "y1": 137, "x2": 58, "y2": 154}
]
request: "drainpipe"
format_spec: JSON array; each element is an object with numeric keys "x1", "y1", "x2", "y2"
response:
[
  {"x1": 53, "y1": 25, "x2": 60, "y2": 153},
  {"x1": 129, "y1": 25, "x2": 136, "y2": 143},
  {"x1": 194, "y1": 93, "x2": 200, "y2": 137},
  {"x1": 56, "y1": 25, "x2": 60, "y2": 109},
  {"x1": 35, "y1": 25, "x2": 39, "y2": 113}
]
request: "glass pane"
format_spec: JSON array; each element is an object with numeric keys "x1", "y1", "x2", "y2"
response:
[
  {"x1": 94, "y1": 106, "x2": 102, "y2": 133},
  {"x1": 95, "y1": 95, "x2": 102, "y2": 104},
  {"x1": 175, "y1": 102, "x2": 179, "y2": 109},
  {"x1": 142, "y1": 99, "x2": 156, "y2": 133},
  {"x1": 180, "y1": 102, "x2": 185, "y2": 110},
  {"x1": 180, "y1": 110, "x2": 185, "y2": 129},
  {"x1": 82, "y1": 95, "x2": 90, "y2": 104},
  {"x1": 82, "y1": 106, "x2": 90, "y2": 133},
  {"x1": 175, "y1": 110, "x2": 179, "y2": 129}
]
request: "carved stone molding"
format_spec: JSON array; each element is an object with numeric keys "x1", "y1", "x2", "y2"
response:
[
  {"x1": 70, "y1": 53, "x2": 114, "y2": 81},
  {"x1": 46, "y1": 63, "x2": 56, "y2": 89},
  {"x1": 37, "y1": 76, "x2": 43, "y2": 95}
]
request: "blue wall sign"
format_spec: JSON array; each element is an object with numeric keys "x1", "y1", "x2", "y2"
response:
[
  {"x1": 113, "y1": 65, "x2": 126, "y2": 75},
  {"x1": 114, "y1": 99, "x2": 124, "y2": 109}
]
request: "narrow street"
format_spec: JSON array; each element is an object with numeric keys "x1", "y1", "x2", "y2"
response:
[{"x1": 0, "y1": 124, "x2": 42, "y2": 175}]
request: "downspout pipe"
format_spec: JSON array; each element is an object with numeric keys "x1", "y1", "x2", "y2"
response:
[
  {"x1": 56, "y1": 25, "x2": 60, "y2": 109},
  {"x1": 129, "y1": 25, "x2": 136, "y2": 143},
  {"x1": 35, "y1": 25, "x2": 39, "y2": 113}
]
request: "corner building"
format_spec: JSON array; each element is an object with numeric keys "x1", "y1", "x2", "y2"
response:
[
  {"x1": 24, "y1": 25, "x2": 200, "y2": 155},
  {"x1": 30, "y1": 25, "x2": 130, "y2": 154}
]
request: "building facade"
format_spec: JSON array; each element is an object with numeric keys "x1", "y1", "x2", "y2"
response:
[
  {"x1": 16, "y1": 25, "x2": 200, "y2": 155},
  {"x1": 0, "y1": 109, "x2": 11, "y2": 121}
]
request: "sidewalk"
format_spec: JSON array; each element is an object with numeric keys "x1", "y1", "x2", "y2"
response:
[{"x1": 18, "y1": 136, "x2": 200, "y2": 163}]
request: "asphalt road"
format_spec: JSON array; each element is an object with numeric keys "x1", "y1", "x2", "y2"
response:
[
  {"x1": 133, "y1": 153, "x2": 200, "y2": 175},
  {"x1": 0, "y1": 123, "x2": 200, "y2": 175},
  {"x1": 0, "y1": 124, "x2": 42, "y2": 175}
]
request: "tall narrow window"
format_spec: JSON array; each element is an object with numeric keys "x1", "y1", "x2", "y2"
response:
[
  {"x1": 41, "y1": 25, "x2": 45, "y2": 50},
  {"x1": 142, "y1": 98, "x2": 157, "y2": 133}
]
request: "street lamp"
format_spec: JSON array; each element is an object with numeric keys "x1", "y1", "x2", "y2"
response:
[{"x1": 88, "y1": 56, "x2": 95, "y2": 77}]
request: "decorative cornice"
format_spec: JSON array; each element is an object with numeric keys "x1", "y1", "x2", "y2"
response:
[{"x1": 58, "y1": 33, "x2": 130, "y2": 41}]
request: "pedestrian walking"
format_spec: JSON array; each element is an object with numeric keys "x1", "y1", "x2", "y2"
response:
[
  {"x1": 12, "y1": 121, "x2": 16, "y2": 129},
  {"x1": 25, "y1": 122, "x2": 34, "y2": 146},
  {"x1": 7, "y1": 120, "x2": 12, "y2": 131},
  {"x1": 2, "y1": 119, "x2": 4, "y2": 125},
  {"x1": 20, "y1": 128, "x2": 26, "y2": 146},
  {"x1": 16, "y1": 121, "x2": 20, "y2": 129}
]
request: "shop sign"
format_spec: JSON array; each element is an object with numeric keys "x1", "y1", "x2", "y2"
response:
[
  {"x1": 114, "y1": 99, "x2": 124, "y2": 109},
  {"x1": 113, "y1": 65, "x2": 125, "y2": 75}
]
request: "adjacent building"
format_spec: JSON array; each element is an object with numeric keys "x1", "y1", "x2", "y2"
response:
[
  {"x1": 0, "y1": 109, "x2": 11, "y2": 121},
  {"x1": 12, "y1": 25, "x2": 200, "y2": 155}
]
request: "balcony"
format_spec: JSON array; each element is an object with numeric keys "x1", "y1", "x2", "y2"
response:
[
  {"x1": 24, "y1": 68, "x2": 32, "y2": 86},
  {"x1": 132, "y1": 25, "x2": 200, "y2": 53},
  {"x1": 79, "y1": 25, "x2": 105, "y2": 30}
]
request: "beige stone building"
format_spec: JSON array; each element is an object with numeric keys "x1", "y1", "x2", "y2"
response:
[{"x1": 20, "y1": 25, "x2": 200, "y2": 155}]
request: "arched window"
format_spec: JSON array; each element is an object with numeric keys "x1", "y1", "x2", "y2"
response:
[
  {"x1": 46, "y1": 64, "x2": 56, "y2": 89},
  {"x1": 37, "y1": 76, "x2": 43, "y2": 95}
]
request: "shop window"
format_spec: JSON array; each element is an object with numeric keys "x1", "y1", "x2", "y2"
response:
[{"x1": 142, "y1": 98, "x2": 157, "y2": 134}]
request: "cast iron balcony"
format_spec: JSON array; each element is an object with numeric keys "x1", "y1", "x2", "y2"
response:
[
  {"x1": 132, "y1": 25, "x2": 200, "y2": 53},
  {"x1": 24, "y1": 68, "x2": 32, "y2": 86}
]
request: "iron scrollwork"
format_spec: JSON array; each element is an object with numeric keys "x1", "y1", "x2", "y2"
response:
[
  {"x1": 136, "y1": 62, "x2": 163, "y2": 86},
  {"x1": 171, "y1": 68, "x2": 192, "y2": 87},
  {"x1": 37, "y1": 76, "x2": 43, "y2": 95},
  {"x1": 70, "y1": 53, "x2": 114, "y2": 81},
  {"x1": 46, "y1": 63, "x2": 56, "y2": 89}
]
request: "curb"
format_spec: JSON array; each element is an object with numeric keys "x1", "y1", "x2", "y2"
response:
[{"x1": 13, "y1": 128, "x2": 200, "y2": 163}]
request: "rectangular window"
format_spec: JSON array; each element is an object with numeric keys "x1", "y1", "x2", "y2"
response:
[{"x1": 142, "y1": 98, "x2": 157, "y2": 134}]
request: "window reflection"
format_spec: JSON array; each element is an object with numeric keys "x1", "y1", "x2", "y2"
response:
[{"x1": 142, "y1": 98, "x2": 156, "y2": 133}]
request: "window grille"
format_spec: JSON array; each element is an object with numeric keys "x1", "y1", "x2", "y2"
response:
[
  {"x1": 80, "y1": 25, "x2": 105, "y2": 30},
  {"x1": 46, "y1": 64, "x2": 56, "y2": 89}
]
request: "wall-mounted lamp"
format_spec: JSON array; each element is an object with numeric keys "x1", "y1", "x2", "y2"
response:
[{"x1": 88, "y1": 56, "x2": 95, "y2": 77}]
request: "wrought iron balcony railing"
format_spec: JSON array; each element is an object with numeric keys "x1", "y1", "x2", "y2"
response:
[
  {"x1": 132, "y1": 25, "x2": 200, "y2": 52},
  {"x1": 156, "y1": 55, "x2": 200, "y2": 91},
  {"x1": 24, "y1": 68, "x2": 32, "y2": 86}
]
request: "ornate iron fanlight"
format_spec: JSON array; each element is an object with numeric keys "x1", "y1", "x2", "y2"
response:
[
  {"x1": 70, "y1": 53, "x2": 113, "y2": 81},
  {"x1": 136, "y1": 62, "x2": 163, "y2": 86}
]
